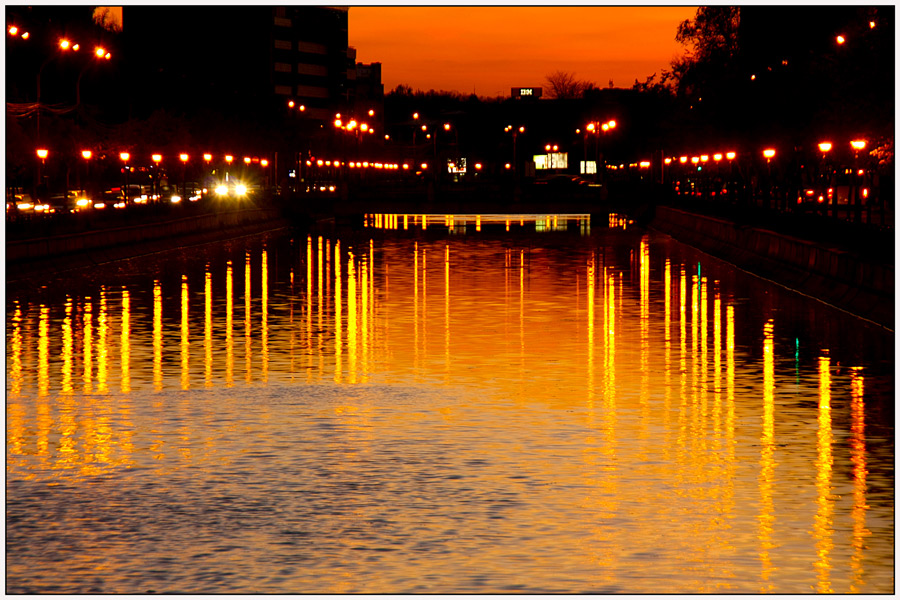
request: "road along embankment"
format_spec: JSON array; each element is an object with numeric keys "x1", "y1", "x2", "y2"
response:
[
  {"x1": 651, "y1": 205, "x2": 894, "y2": 330},
  {"x1": 7, "y1": 208, "x2": 288, "y2": 282}
]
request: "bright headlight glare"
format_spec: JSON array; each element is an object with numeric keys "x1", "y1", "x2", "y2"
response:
[
  {"x1": 235, "y1": 184, "x2": 247, "y2": 195},
  {"x1": 215, "y1": 185, "x2": 228, "y2": 196}
]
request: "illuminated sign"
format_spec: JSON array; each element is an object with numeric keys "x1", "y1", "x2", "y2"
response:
[
  {"x1": 534, "y1": 152, "x2": 568, "y2": 170},
  {"x1": 447, "y1": 157, "x2": 467, "y2": 174},
  {"x1": 511, "y1": 87, "x2": 543, "y2": 99}
]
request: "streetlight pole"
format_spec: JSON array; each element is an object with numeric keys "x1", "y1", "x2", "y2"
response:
[
  {"x1": 180, "y1": 153, "x2": 189, "y2": 202},
  {"x1": 120, "y1": 152, "x2": 130, "y2": 203}
]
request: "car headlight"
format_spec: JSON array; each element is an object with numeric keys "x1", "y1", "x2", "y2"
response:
[
  {"x1": 235, "y1": 184, "x2": 247, "y2": 196},
  {"x1": 215, "y1": 185, "x2": 229, "y2": 196},
  {"x1": 171, "y1": 195, "x2": 182, "y2": 203}
]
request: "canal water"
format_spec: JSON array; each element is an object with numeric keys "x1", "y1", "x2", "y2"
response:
[{"x1": 6, "y1": 214, "x2": 894, "y2": 594}]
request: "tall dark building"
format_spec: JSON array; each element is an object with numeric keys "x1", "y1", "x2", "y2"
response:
[{"x1": 121, "y1": 6, "x2": 381, "y2": 124}]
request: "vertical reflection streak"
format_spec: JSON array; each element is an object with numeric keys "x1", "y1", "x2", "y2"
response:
[
  {"x1": 690, "y1": 275, "x2": 699, "y2": 442},
  {"x1": 663, "y1": 259, "x2": 671, "y2": 435},
  {"x1": 205, "y1": 269, "x2": 213, "y2": 387},
  {"x1": 587, "y1": 254, "x2": 595, "y2": 404},
  {"x1": 61, "y1": 298, "x2": 73, "y2": 395},
  {"x1": 758, "y1": 319, "x2": 776, "y2": 590},
  {"x1": 261, "y1": 249, "x2": 269, "y2": 383},
  {"x1": 37, "y1": 305, "x2": 50, "y2": 396},
  {"x1": 444, "y1": 244, "x2": 450, "y2": 382},
  {"x1": 713, "y1": 288, "x2": 722, "y2": 442},
  {"x1": 181, "y1": 275, "x2": 190, "y2": 390},
  {"x1": 726, "y1": 304, "x2": 736, "y2": 466},
  {"x1": 639, "y1": 237, "x2": 649, "y2": 440},
  {"x1": 334, "y1": 240, "x2": 342, "y2": 383},
  {"x1": 849, "y1": 368, "x2": 869, "y2": 592},
  {"x1": 348, "y1": 253, "x2": 357, "y2": 383},
  {"x1": 153, "y1": 283, "x2": 162, "y2": 391},
  {"x1": 679, "y1": 267, "x2": 687, "y2": 438},
  {"x1": 814, "y1": 353, "x2": 834, "y2": 593},
  {"x1": 700, "y1": 276, "x2": 708, "y2": 442},
  {"x1": 10, "y1": 303, "x2": 23, "y2": 396},
  {"x1": 226, "y1": 262, "x2": 234, "y2": 387},
  {"x1": 361, "y1": 252, "x2": 370, "y2": 382},
  {"x1": 414, "y1": 242, "x2": 419, "y2": 379},
  {"x1": 121, "y1": 289, "x2": 131, "y2": 393},
  {"x1": 83, "y1": 299, "x2": 93, "y2": 393},
  {"x1": 244, "y1": 252, "x2": 252, "y2": 384},
  {"x1": 98, "y1": 288, "x2": 108, "y2": 394},
  {"x1": 307, "y1": 237, "x2": 313, "y2": 382}
]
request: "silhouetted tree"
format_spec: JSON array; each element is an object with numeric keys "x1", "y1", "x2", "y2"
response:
[{"x1": 544, "y1": 71, "x2": 590, "y2": 99}]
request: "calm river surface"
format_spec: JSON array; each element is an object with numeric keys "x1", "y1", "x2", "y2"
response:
[{"x1": 6, "y1": 213, "x2": 894, "y2": 594}]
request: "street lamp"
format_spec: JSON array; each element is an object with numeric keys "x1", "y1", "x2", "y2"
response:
[
  {"x1": 79, "y1": 149, "x2": 92, "y2": 194},
  {"x1": 120, "y1": 152, "x2": 130, "y2": 203},
  {"x1": 180, "y1": 153, "x2": 189, "y2": 202},
  {"x1": 152, "y1": 154, "x2": 163, "y2": 202}
]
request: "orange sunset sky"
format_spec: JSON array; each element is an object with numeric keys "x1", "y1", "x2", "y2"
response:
[{"x1": 349, "y1": 6, "x2": 698, "y2": 97}]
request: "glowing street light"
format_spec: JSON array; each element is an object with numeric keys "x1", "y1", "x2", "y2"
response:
[
  {"x1": 368, "y1": 109, "x2": 375, "y2": 116},
  {"x1": 59, "y1": 38, "x2": 71, "y2": 50},
  {"x1": 836, "y1": 35, "x2": 846, "y2": 45},
  {"x1": 763, "y1": 149, "x2": 776, "y2": 160},
  {"x1": 818, "y1": 142, "x2": 833, "y2": 153},
  {"x1": 850, "y1": 140, "x2": 867, "y2": 151},
  {"x1": 726, "y1": 151, "x2": 736, "y2": 160},
  {"x1": 244, "y1": 156, "x2": 251, "y2": 165},
  {"x1": 8, "y1": 25, "x2": 18, "y2": 35},
  {"x1": 81, "y1": 149, "x2": 92, "y2": 160},
  {"x1": 36, "y1": 148, "x2": 49, "y2": 160},
  {"x1": 288, "y1": 100, "x2": 295, "y2": 108},
  {"x1": 95, "y1": 46, "x2": 107, "y2": 58},
  {"x1": 179, "y1": 153, "x2": 189, "y2": 162}
]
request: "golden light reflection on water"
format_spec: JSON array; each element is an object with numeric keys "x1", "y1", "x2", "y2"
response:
[
  {"x1": 181, "y1": 274, "x2": 190, "y2": 390},
  {"x1": 759, "y1": 319, "x2": 777, "y2": 591},
  {"x1": 5, "y1": 218, "x2": 894, "y2": 593},
  {"x1": 815, "y1": 353, "x2": 834, "y2": 593},
  {"x1": 121, "y1": 289, "x2": 131, "y2": 394},
  {"x1": 205, "y1": 269, "x2": 213, "y2": 388},
  {"x1": 226, "y1": 261, "x2": 234, "y2": 387},
  {"x1": 849, "y1": 367, "x2": 869, "y2": 593},
  {"x1": 153, "y1": 281, "x2": 162, "y2": 391}
]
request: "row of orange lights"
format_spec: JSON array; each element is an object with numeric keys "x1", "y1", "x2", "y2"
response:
[
  {"x1": 307, "y1": 159, "x2": 412, "y2": 171},
  {"x1": 36, "y1": 149, "x2": 268, "y2": 167},
  {"x1": 665, "y1": 151, "x2": 738, "y2": 166}
]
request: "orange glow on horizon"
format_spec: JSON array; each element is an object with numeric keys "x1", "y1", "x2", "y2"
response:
[{"x1": 350, "y1": 7, "x2": 697, "y2": 96}]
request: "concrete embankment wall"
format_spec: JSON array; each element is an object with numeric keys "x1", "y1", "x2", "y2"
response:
[
  {"x1": 651, "y1": 205, "x2": 894, "y2": 330},
  {"x1": 7, "y1": 208, "x2": 287, "y2": 280}
]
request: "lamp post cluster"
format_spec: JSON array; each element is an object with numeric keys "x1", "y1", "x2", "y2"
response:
[
  {"x1": 576, "y1": 119, "x2": 616, "y2": 180},
  {"x1": 663, "y1": 139, "x2": 878, "y2": 224}
]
